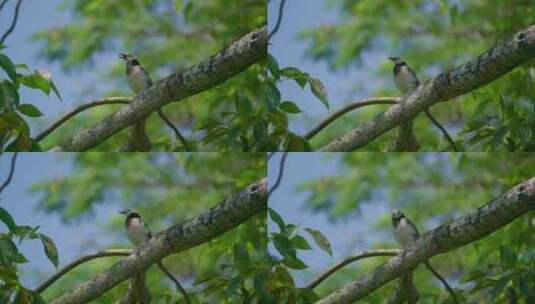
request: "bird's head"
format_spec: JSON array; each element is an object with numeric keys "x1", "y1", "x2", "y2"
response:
[
  {"x1": 119, "y1": 53, "x2": 140, "y2": 65},
  {"x1": 119, "y1": 209, "x2": 140, "y2": 218},
  {"x1": 388, "y1": 57, "x2": 405, "y2": 65},
  {"x1": 391, "y1": 209, "x2": 405, "y2": 225}
]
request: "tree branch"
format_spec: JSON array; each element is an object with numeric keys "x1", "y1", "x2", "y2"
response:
[
  {"x1": 268, "y1": 151, "x2": 287, "y2": 198},
  {"x1": 52, "y1": 26, "x2": 267, "y2": 151},
  {"x1": 116, "y1": 272, "x2": 151, "y2": 304},
  {"x1": 156, "y1": 108, "x2": 191, "y2": 151},
  {"x1": 319, "y1": 25, "x2": 535, "y2": 151},
  {"x1": 305, "y1": 97, "x2": 457, "y2": 151},
  {"x1": 50, "y1": 178, "x2": 267, "y2": 304},
  {"x1": 35, "y1": 97, "x2": 132, "y2": 142},
  {"x1": 268, "y1": 0, "x2": 286, "y2": 41},
  {"x1": 305, "y1": 249, "x2": 400, "y2": 290},
  {"x1": 36, "y1": 249, "x2": 133, "y2": 293},
  {"x1": 156, "y1": 261, "x2": 190, "y2": 303},
  {"x1": 0, "y1": 0, "x2": 22, "y2": 44},
  {"x1": 316, "y1": 177, "x2": 535, "y2": 303},
  {"x1": 0, "y1": 0, "x2": 10, "y2": 14},
  {"x1": 304, "y1": 98, "x2": 399, "y2": 140},
  {"x1": 0, "y1": 152, "x2": 17, "y2": 194}
]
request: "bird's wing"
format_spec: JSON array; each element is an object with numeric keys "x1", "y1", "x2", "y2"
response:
[
  {"x1": 141, "y1": 66, "x2": 153, "y2": 86},
  {"x1": 407, "y1": 66, "x2": 420, "y2": 86},
  {"x1": 406, "y1": 218, "x2": 420, "y2": 239},
  {"x1": 143, "y1": 221, "x2": 153, "y2": 239}
]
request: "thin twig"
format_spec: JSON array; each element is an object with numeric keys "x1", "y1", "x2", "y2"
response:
[
  {"x1": 0, "y1": 152, "x2": 17, "y2": 194},
  {"x1": 35, "y1": 249, "x2": 133, "y2": 293},
  {"x1": 0, "y1": 0, "x2": 10, "y2": 14},
  {"x1": 0, "y1": 0, "x2": 23, "y2": 44},
  {"x1": 304, "y1": 98, "x2": 400, "y2": 140},
  {"x1": 35, "y1": 97, "x2": 132, "y2": 142},
  {"x1": 305, "y1": 249, "x2": 401, "y2": 290},
  {"x1": 156, "y1": 108, "x2": 191, "y2": 151},
  {"x1": 304, "y1": 97, "x2": 458, "y2": 151},
  {"x1": 268, "y1": 151, "x2": 288, "y2": 198},
  {"x1": 424, "y1": 109, "x2": 458, "y2": 151},
  {"x1": 268, "y1": 0, "x2": 286, "y2": 41},
  {"x1": 157, "y1": 261, "x2": 191, "y2": 304}
]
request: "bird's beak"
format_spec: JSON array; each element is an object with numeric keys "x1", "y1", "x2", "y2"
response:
[
  {"x1": 388, "y1": 57, "x2": 396, "y2": 62},
  {"x1": 119, "y1": 53, "x2": 127, "y2": 60},
  {"x1": 118, "y1": 210, "x2": 128, "y2": 215}
]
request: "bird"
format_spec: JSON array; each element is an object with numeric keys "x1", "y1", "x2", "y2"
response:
[
  {"x1": 119, "y1": 209, "x2": 152, "y2": 246},
  {"x1": 119, "y1": 53, "x2": 153, "y2": 94},
  {"x1": 389, "y1": 57, "x2": 420, "y2": 94},
  {"x1": 119, "y1": 53, "x2": 191, "y2": 151},
  {"x1": 391, "y1": 209, "x2": 420, "y2": 247},
  {"x1": 391, "y1": 210, "x2": 459, "y2": 304},
  {"x1": 118, "y1": 209, "x2": 191, "y2": 303},
  {"x1": 389, "y1": 57, "x2": 458, "y2": 151}
]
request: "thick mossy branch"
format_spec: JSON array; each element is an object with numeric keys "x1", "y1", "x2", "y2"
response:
[
  {"x1": 316, "y1": 178, "x2": 535, "y2": 303},
  {"x1": 50, "y1": 178, "x2": 267, "y2": 304},
  {"x1": 320, "y1": 25, "x2": 535, "y2": 151},
  {"x1": 53, "y1": 26, "x2": 267, "y2": 151}
]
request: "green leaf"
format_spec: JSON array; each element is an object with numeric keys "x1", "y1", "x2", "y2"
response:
[
  {"x1": 282, "y1": 256, "x2": 308, "y2": 270},
  {"x1": 268, "y1": 208, "x2": 286, "y2": 232},
  {"x1": 280, "y1": 67, "x2": 308, "y2": 88},
  {"x1": 51, "y1": 81, "x2": 63, "y2": 101},
  {"x1": 39, "y1": 233, "x2": 59, "y2": 268},
  {"x1": 304, "y1": 228, "x2": 332, "y2": 257},
  {"x1": 0, "y1": 207, "x2": 17, "y2": 232},
  {"x1": 233, "y1": 243, "x2": 250, "y2": 272},
  {"x1": 0, "y1": 54, "x2": 17, "y2": 81},
  {"x1": 499, "y1": 245, "x2": 517, "y2": 269},
  {"x1": 492, "y1": 125, "x2": 508, "y2": 149},
  {"x1": 18, "y1": 72, "x2": 51, "y2": 96},
  {"x1": 183, "y1": 2, "x2": 193, "y2": 22},
  {"x1": 17, "y1": 103, "x2": 44, "y2": 118},
  {"x1": 267, "y1": 54, "x2": 280, "y2": 79},
  {"x1": 272, "y1": 234, "x2": 296, "y2": 259},
  {"x1": 309, "y1": 78, "x2": 329, "y2": 109},
  {"x1": 0, "y1": 236, "x2": 21, "y2": 264},
  {"x1": 14, "y1": 225, "x2": 40, "y2": 243},
  {"x1": 279, "y1": 101, "x2": 302, "y2": 114},
  {"x1": 291, "y1": 235, "x2": 312, "y2": 250},
  {"x1": 0, "y1": 265, "x2": 18, "y2": 283},
  {"x1": 266, "y1": 82, "x2": 281, "y2": 109},
  {"x1": 1, "y1": 80, "x2": 20, "y2": 109}
]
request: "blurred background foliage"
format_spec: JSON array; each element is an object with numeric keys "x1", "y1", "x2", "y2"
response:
[
  {"x1": 271, "y1": 0, "x2": 535, "y2": 151},
  {"x1": 270, "y1": 153, "x2": 535, "y2": 303},
  {"x1": 6, "y1": 153, "x2": 266, "y2": 303},
  {"x1": 32, "y1": 0, "x2": 267, "y2": 152}
]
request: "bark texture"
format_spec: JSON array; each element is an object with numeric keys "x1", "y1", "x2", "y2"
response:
[
  {"x1": 52, "y1": 26, "x2": 267, "y2": 151},
  {"x1": 50, "y1": 178, "x2": 267, "y2": 304},
  {"x1": 316, "y1": 178, "x2": 535, "y2": 303},
  {"x1": 320, "y1": 25, "x2": 535, "y2": 151}
]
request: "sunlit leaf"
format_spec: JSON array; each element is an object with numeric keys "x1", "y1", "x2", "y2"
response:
[
  {"x1": 39, "y1": 233, "x2": 59, "y2": 268},
  {"x1": 304, "y1": 227, "x2": 332, "y2": 257}
]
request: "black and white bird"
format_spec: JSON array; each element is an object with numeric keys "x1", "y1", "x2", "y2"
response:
[
  {"x1": 391, "y1": 209, "x2": 420, "y2": 247},
  {"x1": 119, "y1": 53, "x2": 191, "y2": 151},
  {"x1": 119, "y1": 209, "x2": 152, "y2": 246},
  {"x1": 389, "y1": 57, "x2": 420, "y2": 94},
  {"x1": 391, "y1": 210, "x2": 459, "y2": 304},
  {"x1": 119, "y1": 53, "x2": 153, "y2": 93},
  {"x1": 118, "y1": 209, "x2": 192, "y2": 303}
]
